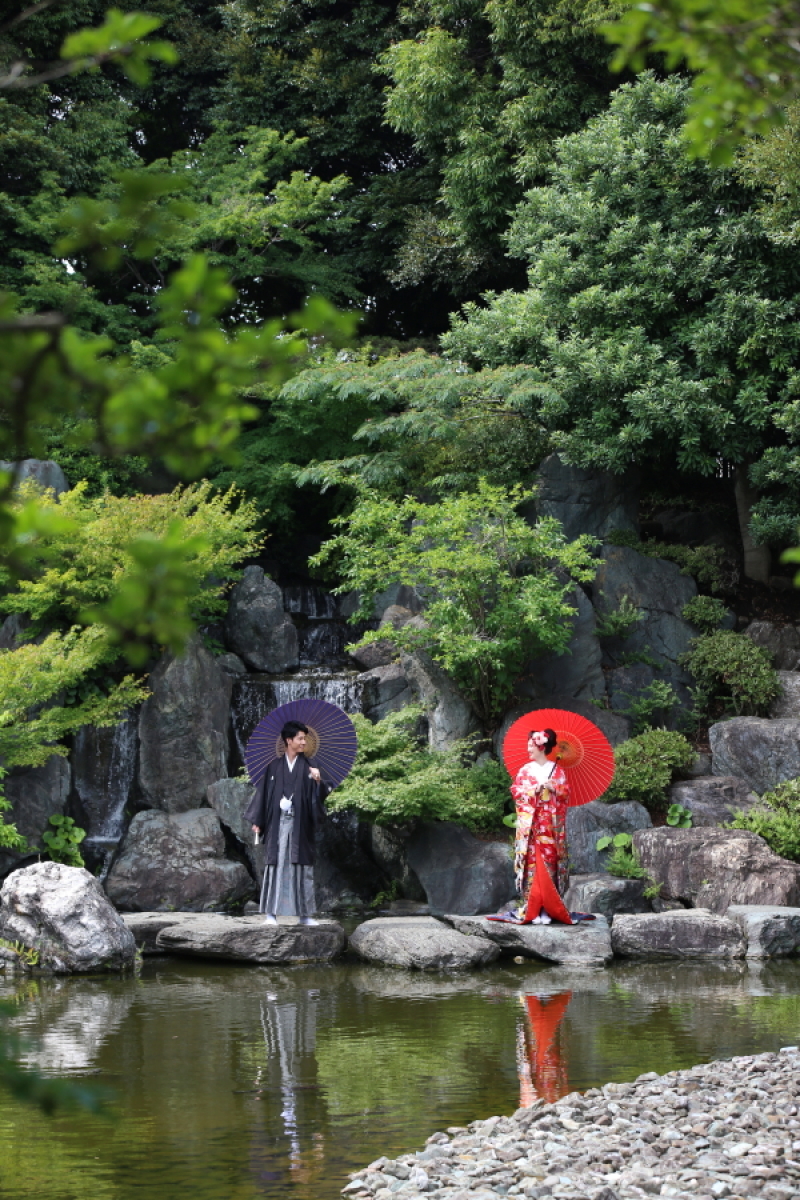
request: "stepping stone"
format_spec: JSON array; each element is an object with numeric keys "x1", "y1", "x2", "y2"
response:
[
  {"x1": 121, "y1": 911, "x2": 184, "y2": 954},
  {"x1": 153, "y1": 913, "x2": 345, "y2": 963},
  {"x1": 443, "y1": 913, "x2": 613, "y2": 967},
  {"x1": 726, "y1": 904, "x2": 800, "y2": 958},
  {"x1": 611, "y1": 909, "x2": 745, "y2": 960},
  {"x1": 348, "y1": 916, "x2": 500, "y2": 971}
]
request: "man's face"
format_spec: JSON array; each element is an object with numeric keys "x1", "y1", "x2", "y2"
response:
[{"x1": 285, "y1": 731, "x2": 307, "y2": 756}]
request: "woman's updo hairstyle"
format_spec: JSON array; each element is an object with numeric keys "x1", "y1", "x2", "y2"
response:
[{"x1": 530, "y1": 728, "x2": 557, "y2": 755}]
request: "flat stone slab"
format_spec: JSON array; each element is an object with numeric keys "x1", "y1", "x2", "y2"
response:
[
  {"x1": 153, "y1": 914, "x2": 345, "y2": 964},
  {"x1": 121, "y1": 912, "x2": 185, "y2": 954},
  {"x1": 611, "y1": 909, "x2": 746, "y2": 960},
  {"x1": 348, "y1": 917, "x2": 500, "y2": 971},
  {"x1": 443, "y1": 913, "x2": 613, "y2": 967},
  {"x1": 726, "y1": 904, "x2": 800, "y2": 958}
]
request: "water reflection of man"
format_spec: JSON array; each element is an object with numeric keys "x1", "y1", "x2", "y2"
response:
[
  {"x1": 517, "y1": 992, "x2": 572, "y2": 1106},
  {"x1": 245, "y1": 721, "x2": 330, "y2": 926}
]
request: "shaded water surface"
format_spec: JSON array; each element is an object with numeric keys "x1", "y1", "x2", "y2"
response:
[{"x1": 2, "y1": 958, "x2": 800, "y2": 1199}]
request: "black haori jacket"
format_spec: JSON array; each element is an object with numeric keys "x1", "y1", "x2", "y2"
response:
[{"x1": 243, "y1": 755, "x2": 330, "y2": 867}]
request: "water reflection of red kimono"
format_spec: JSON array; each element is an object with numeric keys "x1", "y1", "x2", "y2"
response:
[
  {"x1": 517, "y1": 993, "x2": 572, "y2": 1106},
  {"x1": 511, "y1": 762, "x2": 572, "y2": 923}
]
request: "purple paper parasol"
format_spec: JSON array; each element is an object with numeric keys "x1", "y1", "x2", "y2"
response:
[{"x1": 244, "y1": 697, "x2": 358, "y2": 789}]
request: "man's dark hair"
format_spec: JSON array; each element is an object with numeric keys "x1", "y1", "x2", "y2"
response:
[{"x1": 281, "y1": 720, "x2": 309, "y2": 744}]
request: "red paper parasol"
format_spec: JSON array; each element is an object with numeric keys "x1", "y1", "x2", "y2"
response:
[{"x1": 502, "y1": 708, "x2": 615, "y2": 806}]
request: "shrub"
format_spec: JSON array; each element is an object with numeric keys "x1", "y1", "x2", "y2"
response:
[
  {"x1": 41, "y1": 814, "x2": 86, "y2": 868},
  {"x1": 682, "y1": 630, "x2": 780, "y2": 717},
  {"x1": 329, "y1": 708, "x2": 509, "y2": 829},
  {"x1": 595, "y1": 594, "x2": 644, "y2": 639},
  {"x1": 618, "y1": 680, "x2": 680, "y2": 734},
  {"x1": 682, "y1": 595, "x2": 727, "y2": 634},
  {"x1": 603, "y1": 729, "x2": 695, "y2": 811},
  {"x1": 606, "y1": 530, "x2": 727, "y2": 592},
  {"x1": 729, "y1": 778, "x2": 800, "y2": 862}
]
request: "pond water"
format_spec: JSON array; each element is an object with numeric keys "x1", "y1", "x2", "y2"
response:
[{"x1": 2, "y1": 956, "x2": 800, "y2": 1200}]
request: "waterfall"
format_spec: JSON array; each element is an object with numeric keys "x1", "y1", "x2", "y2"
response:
[
  {"x1": 230, "y1": 670, "x2": 366, "y2": 773},
  {"x1": 73, "y1": 710, "x2": 138, "y2": 878},
  {"x1": 282, "y1": 585, "x2": 338, "y2": 620}
]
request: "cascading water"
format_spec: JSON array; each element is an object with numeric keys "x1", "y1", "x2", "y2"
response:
[{"x1": 73, "y1": 710, "x2": 138, "y2": 879}]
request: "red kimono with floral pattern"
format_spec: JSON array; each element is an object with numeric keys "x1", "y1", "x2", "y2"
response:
[{"x1": 511, "y1": 762, "x2": 570, "y2": 908}]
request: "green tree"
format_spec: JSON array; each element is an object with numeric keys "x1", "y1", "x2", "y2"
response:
[
  {"x1": 441, "y1": 75, "x2": 800, "y2": 579},
  {"x1": 312, "y1": 480, "x2": 597, "y2": 728}
]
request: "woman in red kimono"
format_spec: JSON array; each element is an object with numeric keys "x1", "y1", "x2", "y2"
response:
[{"x1": 510, "y1": 728, "x2": 572, "y2": 925}]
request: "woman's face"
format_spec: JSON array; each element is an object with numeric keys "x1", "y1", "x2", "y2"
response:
[{"x1": 528, "y1": 731, "x2": 549, "y2": 757}]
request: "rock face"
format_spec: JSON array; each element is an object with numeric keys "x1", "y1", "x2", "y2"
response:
[
  {"x1": 743, "y1": 620, "x2": 800, "y2": 670},
  {"x1": 531, "y1": 453, "x2": 639, "y2": 542},
  {"x1": 566, "y1": 800, "x2": 652, "y2": 875},
  {"x1": 155, "y1": 913, "x2": 345, "y2": 963},
  {"x1": 771, "y1": 670, "x2": 800, "y2": 718},
  {"x1": 516, "y1": 586, "x2": 606, "y2": 707},
  {"x1": 668, "y1": 775, "x2": 759, "y2": 827},
  {"x1": 405, "y1": 823, "x2": 516, "y2": 915},
  {"x1": 709, "y1": 716, "x2": 800, "y2": 794},
  {"x1": 633, "y1": 827, "x2": 800, "y2": 913},
  {"x1": 0, "y1": 755, "x2": 71, "y2": 878},
  {"x1": 105, "y1": 809, "x2": 253, "y2": 912},
  {"x1": 445, "y1": 913, "x2": 614, "y2": 967},
  {"x1": 224, "y1": 565, "x2": 298, "y2": 672},
  {"x1": 358, "y1": 663, "x2": 413, "y2": 722},
  {"x1": 610, "y1": 910, "x2": 746, "y2": 959},
  {"x1": 563, "y1": 874, "x2": 651, "y2": 920},
  {"x1": 726, "y1": 904, "x2": 800, "y2": 958},
  {"x1": 138, "y1": 636, "x2": 232, "y2": 812},
  {"x1": 400, "y1": 650, "x2": 479, "y2": 750},
  {"x1": 314, "y1": 809, "x2": 390, "y2": 911},
  {"x1": 0, "y1": 862, "x2": 136, "y2": 972},
  {"x1": 0, "y1": 458, "x2": 69, "y2": 496},
  {"x1": 592, "y1": 545, "x2": 697, "y2": 709},
  {"x1": 366, "y1": 824, "x2": 426, "y2": 903},
  {"x1": 348, "y1": 916, "x2": 500, "y2": 970}
]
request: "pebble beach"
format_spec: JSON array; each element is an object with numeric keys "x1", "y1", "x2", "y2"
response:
[{"x1": 343, "y1": 1047, "x2": 800, "y2": 1200}]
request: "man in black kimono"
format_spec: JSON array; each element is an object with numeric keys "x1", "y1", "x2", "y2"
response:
[{"x1": 245, "y1": 720, "x2": 330, "y2": 925}]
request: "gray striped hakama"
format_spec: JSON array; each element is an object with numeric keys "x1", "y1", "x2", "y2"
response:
[{"x1": 259, "y1": 810, "x2": 315, "y2": 917}]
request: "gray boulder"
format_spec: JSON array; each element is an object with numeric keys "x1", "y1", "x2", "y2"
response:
[
  {"x1": 348, "y1": 916, "x2": 500, "y2": 971},
  {"x1": 771, "y1": 671, "x2": 800, "y2": 718},
  {"x1": 668, "y1": 776, "x2": 759, "y2": 827},
  {"x1": 358, "y1": 663, "x2": 413, "y2": 722},
  {"x1": 530, "y1": 453, "x2": 639, "y2": 542},
  {"x1": 563, "y1": 874, "x2": 651, "y2": 921},
  {"x1": 216, "y1": 652, "x2": 247, "y2": 676},
  {"x1": 743, "y1": 620, "x2": 800, "y2": 670},
  {"x1": 566, "y1": 800, "x2": 652, "y2": 875},
  {"x1": 0, "y1": 862, "x2": 135, "y2": 972},
  {"x1": 709, "y1": 716, "x2": 800, "y2": 794},
  {"x1": 400, "y1": 650, "x2": 479, "y2": 750},
  {"x1": 155, "y1": 913, "x2": 345, "y2": 963},
  {"x1": 206, "y1": 777, "x2": 253, "y2": 847},
  {"x1": 313, "y1": 809, "x2": 390, "y2": 911},
  {"x1": 0, "y1": 755, "x2": 71, "y2": 879},
  {"x1": 0, "y1": 458, "x2": 69, "y2": 496},
  {"x1": 105, "y1": 809, "x2": 254, "y2": 912},
  {"x1": 726, "y1": 904, "x2": 800, "y2": 958},
  {"x1": 633, "y1": 827, "x2": 800, "y2": 913},
  {"x1": 592, "y1": 544, "x2": 697, "y2": 706},
  {"x1": 515, "y1": 586, "x2": 606, "y2": 708},
  {"x1": 611, "y1": 910, "x2": 745, "y2": 960},
  {"x1": 366, "y1": 823, "x2": 426, "y2": 903},
  {"x1": 224, "y1": 565, "x2": 298, "y2": 672},
  {"x1": 405, "y1": 823, "x2": 516, "y2": 915},
  {"x1": 138, "y1": 635, "x2": 232, "y2": 812},
  {"x1": 445, "y1": 913, "x2": 613, "y2": 967}
]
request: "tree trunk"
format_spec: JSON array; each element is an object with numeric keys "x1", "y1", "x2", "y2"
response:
[{"x1": 734, "y1": 468, "x2": 771, "y2": 584}]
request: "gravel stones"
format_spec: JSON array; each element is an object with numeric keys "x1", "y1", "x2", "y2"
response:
[
  {"x1": 443, "y1": 914, "x2": 614, "y2": 967},
  {"x1": 610, "y1": 910, "x2": 746, "y2": 960},
  {"x1": 348, "y1": 917, "x2": 500, "y2": 971},
  {"x1": 0, "y1": 861, "x2": 136, "y2": 972},
  {"x1": 343, "y1": 1046, "x2": 800, "y2": 1200},
  {"x1": 726, "y1": 904, "x2": 800, "y2": 958}
]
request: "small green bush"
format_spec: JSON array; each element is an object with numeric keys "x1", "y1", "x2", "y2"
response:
[
  {"x1": 729, "y1": 778, "x2": 800, "y2": 862},
  {"x1": 618, "y1": 680, "x2": 680, "y2": 734},
  {"x1": 682, "y1": 630, "x2": 780, "y2": 717},
  {"x1": 41, "y1": 814, "x2": 86, "y2": 868},
  {"x1": 682, "y1": 595, "x2": 727, "y2": 634},
  {"x1": 329, "y1": 708, "x2": 508, "y2": 829},
  {"x1": 606, "y1": 530, "x2": 727, "y2": 592},
  {"x1": 603, "y1": 729, "x2": 695, "y2": 811},
  {"x1": 595, "y1": 594, "x2": 644, "y2": 639}
]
